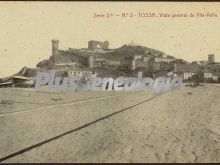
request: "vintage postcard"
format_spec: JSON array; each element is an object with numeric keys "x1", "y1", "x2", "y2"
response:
[{"x1": 0, "y1": 1, "x2": 220, "y2": 163}]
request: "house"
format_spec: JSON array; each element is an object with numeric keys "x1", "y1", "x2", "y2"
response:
[
  {"x1": 204, "y1": 72, "x2": 213, "y2": 82},
  {"x1": 204, "y1": 72, "x2": 213, "y2": 79},
  {"x1": 154, "y1": 57, "x2": 173, "y2": 63},
  {"x1": 68, "y1": 69, "x2": 92, "y2": 77},
  {"x1": 94, "y1": 57, "x2": 106, "y2": 67},
  {"x1": 133, "y1": 55, "x2": 143, "y2": 61},
  {"x1": 107, "y1": 60, "x2": 121, "y2": 66},
  {"x1": 173, "y1": 62, "x2": 200, "y2": 81},
  {"x1": 183, "y1": 72, "x2": 194, "y2": 80},
  {"x1": 142, "y1": 56, "x2": 151, "y2": 62},
  {"x1": 212, "y1": 73, "x2": 220, "y2": 82}
]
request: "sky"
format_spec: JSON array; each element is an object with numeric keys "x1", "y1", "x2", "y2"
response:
[{"x1": 0, "y1": 2, "x2": 220, "y2": 78}]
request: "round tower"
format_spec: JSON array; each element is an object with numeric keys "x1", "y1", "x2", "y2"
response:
[
  {"x1": 208, "y1": 54, "x2": 215, "y2": 63},
  {"x1": 52, "y1": 39, "x2": 59, "y2": 56},
  {"x1": 102, "y1": 40, "x2": 109, "y2": 49},
  {"x1": 174, "y1": 63, "x2": 178, "y2": 72},
  {"x1": 131, "y1": 60, "x2": 136, "y2": 71},
  {"x1": 88, "y1": 56, "x2": 94, "y2": 68}
]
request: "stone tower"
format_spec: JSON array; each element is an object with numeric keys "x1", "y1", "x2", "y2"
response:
[
  {"x1": 131, "y1": 60, "x2": 136, "y2": 71},
  {"x1": 52, "y1": 39, "x2": 59, "y2": 56},
  {"x1": 88, "y1": 56, "x2": 94, "y2": 68},
  {"x1": 208, "y1": 54, "x2": 215, "y2": 63}
]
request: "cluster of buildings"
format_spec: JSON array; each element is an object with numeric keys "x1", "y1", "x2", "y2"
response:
[
  {"x1": 1, "y1": 39, "x2": 219, "y2": 88},
  {"x1": 37, "y1": 39, "x2": 220, "y2": 83},
  {"x1": 174, "y1": 54, "x2": 220, "y2": 83},
  {"x1": 41, "y1": 40, "x2": 177, "y2": 77}
]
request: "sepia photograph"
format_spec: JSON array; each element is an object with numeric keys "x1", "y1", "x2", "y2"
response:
[{"x1": 0, "y1": 1, "x2": 220, "y2": 163}]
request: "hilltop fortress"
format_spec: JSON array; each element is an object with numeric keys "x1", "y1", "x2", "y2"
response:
[
  {"x1": 35, "y1": 39, "x2": 179, "y2": 79},
  {"x1": 6, "y1": 39, "x2": 219, "y2": 86}
]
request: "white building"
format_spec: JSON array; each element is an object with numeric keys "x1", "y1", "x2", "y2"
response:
[
  {"x1": 204, "y1": 72, "x2": 213, "y2": 79},
  {"x1": 213, "y1": 75, "x2": 218, "y2": 81},
  {"x1": 133, "y1": 55, "x2": 142, "y2": 61},
  {"x1": 155, "y1": 57, "x2": 173, "y2": 63},
  {"x1": 183, "y1": 72, "x2": 194, "y2": 80},
  {"x1": 68, "y1": 70, "x2": 91, "y2": 77}
]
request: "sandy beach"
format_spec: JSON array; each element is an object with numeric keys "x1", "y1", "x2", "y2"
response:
[{"x1": 0, "y1": 84, "x2": 220, "y2": 163}]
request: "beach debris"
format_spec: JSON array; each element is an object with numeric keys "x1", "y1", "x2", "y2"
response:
[
  {"x1": 0, "y1": 100, "x2": 13, "y2": 106},
  {"x1": 51, "y1": 98, "x2": 63, "y2": 101}
]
